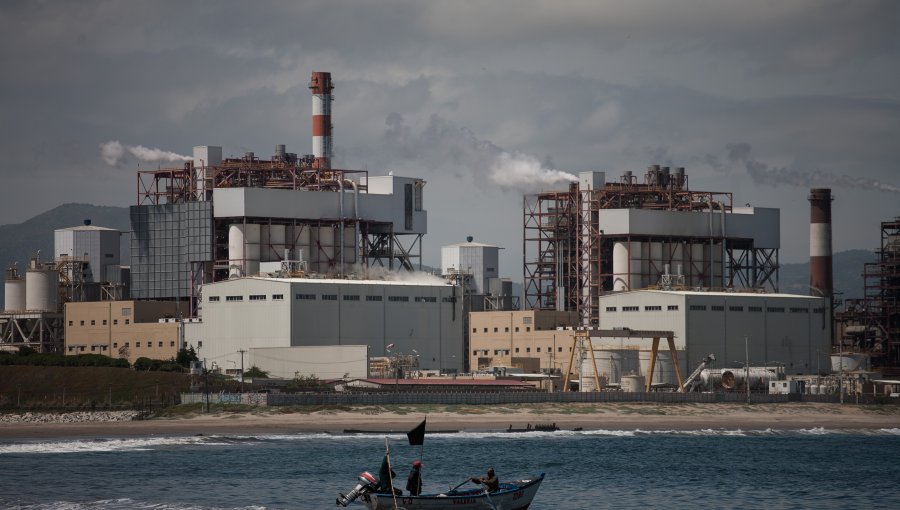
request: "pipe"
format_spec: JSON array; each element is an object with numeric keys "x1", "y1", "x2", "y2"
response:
[
  {"x1": 350, "y1": 179, "x2": 360, "y2": 270},
  {"x1": 338, "y1": 179, "x2": 344, "y2": 276}
]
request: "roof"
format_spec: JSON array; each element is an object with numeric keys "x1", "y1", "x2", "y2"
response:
[
  {"x1": 239, "y1": 276, "x2": 451, "y2": 287},
  {"x1": 56, "y1": 225, "x2": 118, "y2": 232},
  {"x1": 356, "y1": 378, "x2": 533, "y2": 387},
  {"x1": 443, "y1": 242, "x2": 498, "y2": 249},
  {"x1": 607, "y1": 289, "x2": 824, "y2": 300}
]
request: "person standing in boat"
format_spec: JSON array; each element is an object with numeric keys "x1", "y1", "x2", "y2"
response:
[
  {"x1": 406, "y1": 460, "x2": 423, "y2": 496},
  {"x1": 470, "y1": 467, "x2": 499, "y2": 492}
]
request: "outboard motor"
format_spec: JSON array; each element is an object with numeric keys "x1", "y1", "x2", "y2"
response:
[{"x1": 336, "y1": 471, "x2": 377, "y2": 506}]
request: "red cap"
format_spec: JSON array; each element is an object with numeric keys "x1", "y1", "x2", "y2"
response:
[{"x1": 413, "y1": 460, "x2": 422, "y2": 468}]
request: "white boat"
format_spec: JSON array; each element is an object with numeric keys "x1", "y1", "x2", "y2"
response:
[{"x1": 338, "y1": 472, "x2": 546, "y2": 509}]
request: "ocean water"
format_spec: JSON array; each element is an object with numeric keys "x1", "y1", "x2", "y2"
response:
[{"x1": 1, "y1": 428, "x2": 899, "y2": 509}]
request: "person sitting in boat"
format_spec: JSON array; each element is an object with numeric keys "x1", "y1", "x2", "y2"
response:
[
  {"x1": 470, "y1": 467, "x2": 499, "y2": 492},
  {"x1": 406, "y1": 460, "x2": 423, "y2": 496}
]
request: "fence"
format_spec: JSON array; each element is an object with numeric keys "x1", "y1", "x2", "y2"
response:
[{"x1": 180, "y1": 391, "x2": 891, "y2": 407}]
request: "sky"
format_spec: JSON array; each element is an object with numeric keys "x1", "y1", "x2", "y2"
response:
[{"x1": 1, "y1": 0, "x2": 899, "y2": 279}]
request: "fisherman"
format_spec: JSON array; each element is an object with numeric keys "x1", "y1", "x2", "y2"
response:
[
  {"x1": 470, "y1": 467, "x2": 499, "y2": 493},
  {"x1": 406, "y1": 460, "x2": 423, "y2": 496}
]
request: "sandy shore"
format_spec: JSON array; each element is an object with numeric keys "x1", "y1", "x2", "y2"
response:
[{"x1": 1, "y1": 403, "x2": 898, "y2": 439}]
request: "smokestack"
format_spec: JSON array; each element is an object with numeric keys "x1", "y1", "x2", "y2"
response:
[
  {"x1": 309, "y1": 71, "x2": 334, "y2": 169},
  {"x1": 808, "y1": 188, "x2": 833, "y2": 297}
]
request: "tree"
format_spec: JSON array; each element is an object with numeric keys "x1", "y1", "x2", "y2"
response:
[
  {"x1": 133, "y1": 357, "x2": 153, "y2": 371},
  {"x1": 176, "y1": 345, "x2": 199, "y2": 367},
  {"x1": 243, "y1": 365, "x2": 269, "y2": 379}
]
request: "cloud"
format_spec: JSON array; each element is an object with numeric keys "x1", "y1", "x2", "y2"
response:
[{"x1": 99, "y1": 140, "x2": 191, "y2": 167}]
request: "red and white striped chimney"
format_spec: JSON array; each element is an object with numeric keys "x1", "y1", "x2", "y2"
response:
[
  {"x1": 809, "y1": 188, "x2": 833, "y2": 297},
  {"x1": 309, "y1": 71, "x2": 334, "y2": 169}
]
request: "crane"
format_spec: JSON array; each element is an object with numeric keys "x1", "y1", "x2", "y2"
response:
[{"x1": 681, "y1": 353, "x2": 716, "y2": 392}]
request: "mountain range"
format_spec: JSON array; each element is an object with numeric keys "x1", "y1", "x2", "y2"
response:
[{"x1": 0, "y1": 204, "x2": 876, "y2": 308}]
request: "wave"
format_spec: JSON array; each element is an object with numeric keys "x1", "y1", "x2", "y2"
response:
[{"x1": 0, "y1": 497, "x2": 271, "y2": 510}]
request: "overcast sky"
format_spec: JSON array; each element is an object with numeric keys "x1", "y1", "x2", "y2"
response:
[{"x1": 2, "y1": 0, "x2": 899, "y2": 279}]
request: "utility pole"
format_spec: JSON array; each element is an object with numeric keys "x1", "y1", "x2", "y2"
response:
[
  {"x1": 238, "y1": 349, "x2": 246, "y2": 393},
  {"x1": 745, "y1": 335, "x2": 750, "y2": 405}
]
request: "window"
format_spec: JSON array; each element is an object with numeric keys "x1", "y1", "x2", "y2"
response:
[
  {"x1": 813, "y1": 307, "x2": 825, "y2": 314},
  {"x1": 68, "y1": 320, "x2": 73, "y2": 326},
  {"x1": 441, "y1": 297, "x2": 453, "y2": 303},
  {"x1": 473, "y1": 350, "x2": 478, "y2": 356},
  {"x1": 366, "y1": 295, "x2": 383, "y2": 302},
  {"x1": 526, "y1": 347, "x2": 531, "y2": 353},
  {"x1": 515, "y1": 327, "x2": 519, "y2": 332},
  {"x1": 124, "y1": 342, "x2": 129, "y2": 347},
  {"x1": 198, "y1": 341, "x2": 203, "y2": 348},
  {"x1": 645, "y1": 305, "x2": 662, "y2": 311},
  {"x1": 80, "y1": 320, "x2": 85, "y2": 326},
  {"x1": 472, "y1": 328, "x2": 477, "y2": 333},
  {"x1": 605, "y1": 307, "x2": 617, "y2": 312},
  {"x1": 415, "y1": 296, "x2": 437, "y2": 303},
  {"x1": 667, "y1": 305, "x2": 679, "y2": 311},
  {"x1": 790, "y1": 307, "x2": 809, "y2": 313},
  {"x1": 483, "y1": 328, "x2": 488, "y2": 333},
  {"x1": 91, "y1": 346, "x2": 96, "y2": 352},
  {"x1": 136, "y1": 342, "x2": 141, "y2": 348},
  {"x1": 113, "y1": 342, "x2": 118, "y2": 348},
  {"x1": 208, "y1": 296, "x2": 220, "y2": 302},
  {"x1": 504, "y1": 327, "x2": 509, "y2": 332},
  {"x1": 125, "y1": 319, "x2": 130, "y2": 325},
  {"x1": 526, "y1": 327, "x2": 531, "y2": 332},
  {"x1": 343, "y1": 295, "x2": 360, "y2": 301},
  {"x1": 493, "y1": 327, "x2": 498, "y2": 333},
  {"x1": 767, "y1": 307, "x2": 785, "y2": 313},
  {"x1": 537, "y1": 347, "x2": 541, "y2": 353},
  {"x1": 515, "y1": 347, "x2": 520, "y2": 353},
  {"x1": 558, "y1": 347, "x2": 563, "y2": 352},
  {"x1": 711, "y1": 305, "x2": 725, "y2": 311},
  {"x1": 493, "y1": 350, "x2": 499, "y2": 355},
  {"x1": 388, "y1": 296, "x2": 409, "y2": 302},
  {"x1": 322, "y1": 294, "x2": 338, "y2": 301},
  {"x1": 729, "y1": 306, "x2": 744, "y2": 312},
  {"x1": 272, "y1": 294, "x2": 284, "y2": 300},
  {"x1": 296, "y1": 294, "x2": 316, "y2": 300},
  {"x1": 158, "y1": 341, "x2": 163, "y2": 347},
  {"x1": 226, "y1": 295, "x2": 243, "y2": 302},
  {"x1": 486, "y1": 267, "x2": 495, "y2": 272},
  {"x1": 689, "y1": 305, "x2": 707, "y2": 311},
  {"x1": 102, "y1": 320, "x2": 107, "y2": 325},
  {"x1": 523, "y1": 317, "x2": 533, "y2": 325},
  {"x1": 623, "y1": 306, "x2": 639, "y2": 312},
  {"x1": 170, "y1": 341, "x2": 175, "y2": 347},
  {"x1": 749, "y1": 306, "x2": 763, "y2": 312},
  {"x1": 90, "y1": 320, "x2": 96, "y2": 325},
  {"x1": 121, "y1": 308, "x2": 131, "y2": 316},
  {"x1": 249, "y1": 294, "x2": 266, "y2": 301},
  {"x1": 113, "y1": 319, "x2": 118, "y2": 325}
]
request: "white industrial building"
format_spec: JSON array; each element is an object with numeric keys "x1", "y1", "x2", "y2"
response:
[
  {"x1": 183, "y1": 276, "x2": 464, "y2": 377},
  {"x1": 54, "y1": 223, "x2": 121, "y2": 283},
  {"x1": 577, "y1": 290, "x2": 829, "y2": 389},
  {"x1": 441, "y1": 238, "x2": 499, "y2": 294}
]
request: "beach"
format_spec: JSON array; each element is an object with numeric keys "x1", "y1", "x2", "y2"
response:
[{"x1": 1, "y1": 402, "x2": 898, "y2": 439}]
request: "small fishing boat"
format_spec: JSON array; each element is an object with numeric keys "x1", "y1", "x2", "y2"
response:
[{"x1": 337, "y1": 472, "x2": 546, "y2": 509}]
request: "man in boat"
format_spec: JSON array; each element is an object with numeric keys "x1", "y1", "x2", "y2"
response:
[
  {"x1": 406, "y1": 460, "x2": 423, "y2": 496},
  {"x1": 470, "y1": 467, "x2": 499, "y2": 492}
]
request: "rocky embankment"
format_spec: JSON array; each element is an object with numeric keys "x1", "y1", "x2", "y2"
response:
[{"x1": 0, "y1": 411, "x2": 142, "y2": 424}]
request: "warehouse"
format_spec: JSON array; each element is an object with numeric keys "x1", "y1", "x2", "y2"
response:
[
  {"x1": 585, "y1": 290, "x2": 829, "y2": 386},
  {"x1": 183, "y1": 276, "x2": 464, "y2": 376}
]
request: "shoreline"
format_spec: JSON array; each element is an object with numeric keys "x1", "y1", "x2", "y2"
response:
[{"x1": 1, "y1": 403, "x2": 898, "y2": 439}]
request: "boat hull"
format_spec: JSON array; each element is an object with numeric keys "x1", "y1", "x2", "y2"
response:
[{"x1": 361, "y1": 474, "x2": 544, "y2": 510}]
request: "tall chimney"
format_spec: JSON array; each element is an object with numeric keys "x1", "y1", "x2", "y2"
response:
[
  {"x1": 808, "y1": 188, "x2": 833, "y2": 297},
  {"x1": 309, "y1": 71, "x2": 334, "y2": 169}
]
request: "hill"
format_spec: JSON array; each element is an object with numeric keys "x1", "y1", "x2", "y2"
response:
[
  {"x1": 0, "y1": 203, "x2": 130, "y2": 308},
  {"x1": 778, "y1": 249, "x2": 876, "y2": 301}
]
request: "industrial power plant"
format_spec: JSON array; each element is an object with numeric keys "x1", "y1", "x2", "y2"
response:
[{"x1": 1, "y1": 71, "x2": 898, "y2": 399}]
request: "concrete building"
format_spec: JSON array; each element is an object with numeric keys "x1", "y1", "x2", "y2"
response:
[
  {"x1": 64, "y1": 300, "x2": 188, "y2": 363},
  {"x1": 184, "y1": 276, "x2": 464, "y2": 376},
  {"x1": 586, "y1": 290, "x2": 829, "y2": 385},
  {"x1": 54, "y1": 223, "x2": 121, "y2": 284},
  {"x1": 469, "y1": 310, "x2": 579, "y2": 375},
  {"x1": 442, "y1": 238, "x2": 499, "y2": 295}
]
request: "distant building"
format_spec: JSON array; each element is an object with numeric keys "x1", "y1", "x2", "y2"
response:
[
  {"x1": 64, "y1": 300, "x2": 188, "y2": 363},
  {"x1": 469, "y1": 310, "x2": 579, "y2": 375}
]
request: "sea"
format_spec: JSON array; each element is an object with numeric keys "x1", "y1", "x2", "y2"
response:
[{"x1": 1, "y1": 427, "x2": 899, "y2": 510}]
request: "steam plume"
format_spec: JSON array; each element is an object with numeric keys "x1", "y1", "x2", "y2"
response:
[
  {"x1": 727, "y1": 143, "x2": 900, "y2": 193},
  {"x1": 99, "y1": 140, "x2": 191, "y2": 167},
  {"x1": 489, "y1": 152, "x2": 578, "y2": 188}
]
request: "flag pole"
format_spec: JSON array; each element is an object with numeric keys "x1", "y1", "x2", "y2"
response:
[{"x1": 385, "y1": 437, "x2": 399, "y2": 510}]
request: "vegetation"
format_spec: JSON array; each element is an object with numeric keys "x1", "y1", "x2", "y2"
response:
[
  {"x1": 0, "y1": 347, "x2": 130, "y2": 368},
  {"x1": 243, "y1": 365, "x2": 269, "y2": 378}
]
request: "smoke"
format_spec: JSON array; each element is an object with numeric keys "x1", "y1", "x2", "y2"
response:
[
  {"x1": 351, "y1": 264, "x2": 448, "y2": 285},
  {"x1": 99, "y1": 140, "x2": 191, "y2": 167},
  {"x1": 726, "y1": 143, "x2": 900, "y2": 193},
  {"x1": 383, "y1": 113, "x2": 577, "y2": 192}
]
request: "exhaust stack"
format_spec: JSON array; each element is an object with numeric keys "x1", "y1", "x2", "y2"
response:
[
  {"x1": 808, "y1": 188, "x2": 833, "y2": 297},
  {"x1": 309, "y1": 71, "x2": 334, "y2": 169}
]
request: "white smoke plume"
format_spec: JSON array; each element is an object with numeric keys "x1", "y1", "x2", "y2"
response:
[
  {"x1": 99, "y1": 140, "x2": 191, "y2": 167},
  {"x1": 384, "y1": 113, "x2": 578, "y2": 192},
  {"x1": 350, "y1": 264, "x2": 448, "y2": 285},
  {"x1": 489, "y1": 151, "x2": 578, "y2": 189},
  {"x1": 727, "y1": 143, "x2": 900, "y2": 193}
]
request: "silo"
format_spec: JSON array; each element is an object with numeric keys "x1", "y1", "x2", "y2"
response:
[
  {"x1": 316, "y1": 225, "x2": 336, "y2": 272},
  {"x1": 639, "y1": 349, "x2": 685, "y2": 386},
  {"x1": 25, "y1": 267, "x2": 59, "y2": 312},
  {"x1": 4, "y1": 276, "x2": 26, "y2": 312},
  {"x1": 228, "y1": 224, "x2": 261, "y2": 277},
  {"x1": 620, "y1": 374, "x2": 646, "y2": 393},
  {"x1": 612, "y1": 242, "x2": 643, "y2": 291},
  {"x1": 592, "y1": 349, "x2": 642, "y2": 384}
]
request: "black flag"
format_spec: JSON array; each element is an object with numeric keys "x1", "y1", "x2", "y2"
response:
[{"x1": 407, "y1": 418, "x2": 426, "y2": 446}]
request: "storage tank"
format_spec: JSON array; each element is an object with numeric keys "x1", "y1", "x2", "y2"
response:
[
  {"x1": 4, "y1": 276, "x2": 26, "y2": 312},
  {"x1": 315, "y1": 225, "x2": 336, "y2": 272},
  {"x1": 591, "y1": 349, "x2": 642, "y2": 384},
  {"x1": 718, "y1": 368, "x2": 778, "y2": 391},
  {"x1": 639, "y1": 349, "x2": 684, "y2": 386},
  {"x1": 25, "y1": 268, "x2": 59, "y2": 312},
  {"x1": 579, "y1": 356, "x2": 608, "y2": 392},
  {"x1": 228, "y1": 224, "x2": 261, "y2": 277},
  {"x1": 612, "y1": 242, "x2": 643, "y2": 291},
  {"x1": 620, "y1": 374, "x2": 645, "y2": 392}
]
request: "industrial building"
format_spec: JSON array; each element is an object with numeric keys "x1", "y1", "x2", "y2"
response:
[
  {"x1": 524, "y1": 168, "x2": 780, "y2": 326},
  {"x1": 183, "y1": 276, "x2": 464, "y2": 376},
  {"x1": 64, "y1": 300, "x2": 188, "y2": 363},
  {"x1": 468, "y1": 310, "x2": 578, "y2": 375},
  {"x1": 130, "y1": 72, "x2": 427, "y2": 316},
  {"x1": 1, "y1": 256, "x2": 64, "y2": 352}
]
